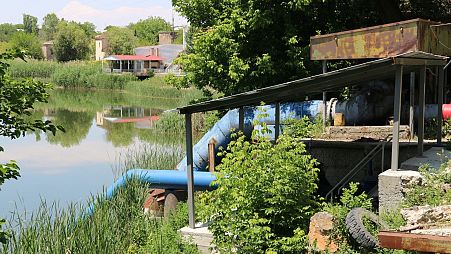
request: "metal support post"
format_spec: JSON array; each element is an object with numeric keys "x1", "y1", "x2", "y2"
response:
[
  {"x1": 418, "y1": 66, "x2": 426, "y2": 156},
  {"x1": 409, "y1": 72, "x2": 415, "y2": 139},
  {"x1": 437, "y1": 67, "x2": 444, "y2": 145},
  {"x1": 185, "y1": 113, "x2": 195, "y2": 229},
  {"x1": 391, "y1": 66, "x2": 403, "y2": 171},
  {"x1": 322, "y1": 60, "x2": 327, "y2": 128},
  {"x1": 275, "y1": 102, "x2": 280, "y2": 141},
  {"x1": 238, "y1": 107, "x2": 244, "y2": 132}
]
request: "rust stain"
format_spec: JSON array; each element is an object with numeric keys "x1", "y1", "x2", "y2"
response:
[
  {"x1": 379, "y1": 231, "x2": 451, "y2": 253},
  {"x1": 310, "y1": 18, "x2": 450, "y2": 60}
]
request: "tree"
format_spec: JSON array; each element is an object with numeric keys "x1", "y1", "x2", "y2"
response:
[
  {"x1": 129, "y1": 17, "x2": 172, "y2": 45},
  {"x1": 105, "y1": 26, "x2": 137, "y2": 55},
  {"x1": 0, "y1": 49, "x2": 62, "y2": 243},
  {"x1": 54, "y1": 21, "x2": 91, "y2": 61},
  {"x1": 41, "y1": 13, "x2": 60, "y2": 41},
  {"x1": 171, "y1": 0, "x2": 450, "y2": 97},
  {"x1": 79, "y1": 21, "x2": 96, "y2": 38},
  {"x1": 10, "y1": 32, "x2": 43, "y2": 59},
  {"x1": 0, "y1": 23, "x2": 22, "y2": 42},
  {"x1": 23, "y1": 14, "x2": 38, "y2": 35}
]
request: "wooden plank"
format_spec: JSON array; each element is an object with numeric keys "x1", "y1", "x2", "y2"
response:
[{"x1": 379, "y1": 231, "x2": 451, "y2": 253}]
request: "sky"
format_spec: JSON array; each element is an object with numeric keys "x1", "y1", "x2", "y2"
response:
[{"x1": 0, "y1": 0, "x2": 187, "y2": 31}]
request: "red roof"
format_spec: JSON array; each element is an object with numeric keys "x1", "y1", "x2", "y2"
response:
[{"x1": 108, "y1": 55, "x2": 163, "y2": 61}]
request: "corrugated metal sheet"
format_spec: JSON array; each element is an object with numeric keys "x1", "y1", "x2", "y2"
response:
[
  {"x1": 310, "y1": 19, "x2": 451, "y2": 60},
  {"x1": 178, "y1": 52, "x2": 448, "y2": 114}
]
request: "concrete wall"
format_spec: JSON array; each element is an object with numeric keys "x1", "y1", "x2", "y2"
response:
[{"x1": 305, "y1": 141, "x2": 425, "y2": 188}]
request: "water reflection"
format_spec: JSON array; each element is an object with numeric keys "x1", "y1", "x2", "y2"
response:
[{"x1": 0, "y1": 89, "x2": 185, "y2": 217}]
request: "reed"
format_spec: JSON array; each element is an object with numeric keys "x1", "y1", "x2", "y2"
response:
[{"x1": 1, "y1": 165, "x2": 198, "y2": 254}]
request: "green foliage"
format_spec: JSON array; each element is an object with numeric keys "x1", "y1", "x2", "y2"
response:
[
  {"x1": 129, "y1": 17, "x2": 172, "y2": 46},
  {"x1": 403, "y1": 162, "x2": 451, "y2": 207},
  {"x1": 9, "y1": 32, "x2": 43, "y2": 59},
  {"x1": 54, "y1": 21, "x2": 92, "y2": 61},
  {"x1": 284, "y1": 116, "x2": 324, "y2": 139},
  {"x1": 199, "y1": 115, "x2": 320, "y2": 253},
  {"x1": 0, "y1": 42, "x2": 11, "y2": 53},
  {"x1": 0, "y1": 23, "x2": 22, "y2": 42},
  {"x1": 41, "y1": 13, "x2": 60, "y2": 41},
  {"x1": 170, "y1": 0, "x2": 384, "y2": 96},
  {"x1": 105, "y1": 27, "x2": 138, "y2": 55},
  {"x1": 22, "y1": 14, "x2": 38, "y2": 35},
  {"x1": 46, "y1": 110, "x2": 92, "y2": 147}
]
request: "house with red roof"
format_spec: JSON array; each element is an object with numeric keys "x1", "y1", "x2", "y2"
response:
[{"x1": 103, "y1": 54, "x2": 164, "y2": 76}]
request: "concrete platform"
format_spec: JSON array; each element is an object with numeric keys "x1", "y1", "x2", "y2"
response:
[
  {"x1": 325, "y1": 125, "x2": 410, "y2": 140},
  {"x1": 401, "y1": 147, "x2": 451, "y2": 171},
  {"x1": 179, "y1": 223, "x2": 216, "y2": 254}
]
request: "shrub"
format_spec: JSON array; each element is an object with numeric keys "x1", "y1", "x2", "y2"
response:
[
  {"x1": 403, "y1": 161, "x2": 451, "y2": 207},
  {"x1": 199, "y1": 116, "x2": 320, "y2": 253}
]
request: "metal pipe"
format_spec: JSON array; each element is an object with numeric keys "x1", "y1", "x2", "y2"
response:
[
  {"x1": 391, "y1": 66, "x2": 403, "y2": 171},
  {"x1": 322, "y1": 60, "x2": 327, "y2": 128},
  {"x1": 238, "y1": 107, "x2": 244, "y2": 132},
  {"x1": 438, "y1": 67, "x2": 444, "y2": 145},
  {"x1": 185, "y1": 113, "x2": 195, "y2": 229},
  {"x1": 409, "y1": 72, "x2": 415, "y2": 139},
  {"x1": 275, "y1": 102, "x2": 280, "y2": 140},
  {"x1": 418, "y1": 66, "x2": 426, "y2": 156}
]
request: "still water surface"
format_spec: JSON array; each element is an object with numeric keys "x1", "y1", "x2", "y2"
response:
[{"x1": 0, "y1": 89, "x2": 183, "y2": 218}]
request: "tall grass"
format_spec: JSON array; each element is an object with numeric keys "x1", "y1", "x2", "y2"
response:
[
  {"x1": 1, "y1": 179, "x2": 199, "y2": 253},
  {"x1": 114, "y1": 143, "x2": 185, "y2": 174},
  {"x1": 8, "y1": 59, "x2": 58, "y2": 79}
]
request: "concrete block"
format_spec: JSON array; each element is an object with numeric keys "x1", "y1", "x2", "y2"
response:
[
  {"x1": 179, "y1": 223, "x2": 217, "y2": 254},
  {"x1": 378, "y1": 170, "x2": 422, "y2": 212}
]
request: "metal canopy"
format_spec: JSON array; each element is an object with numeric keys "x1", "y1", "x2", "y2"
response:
[{"x1": 178, "y1": 52, "x2": 448, "y2": 114}]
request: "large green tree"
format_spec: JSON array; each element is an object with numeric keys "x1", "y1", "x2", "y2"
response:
[
  {"x1": 22, "y1": 14, "x2": 38, "y2": 35},
  {"x1": 0, "y1": 50, "x2": 62, "y2": 243},
  {"x1": 105, "y1": 26, "x2": 137, "y2": 55},
  {"x1": 10, "y1": 32, "x2": 43, "y2": 59},
  {"x1": 129, "y1": 17, "x2": 172, "y2": 45},
  {"x1": 171, "y1": 0, "x2": 450, "y2": 97},
  {"x1": 53, "y1": 21, "x2": 91, "y2": 61},
  {"x1": 41, "y1": 13, "x2": 60, "y2": 41}
]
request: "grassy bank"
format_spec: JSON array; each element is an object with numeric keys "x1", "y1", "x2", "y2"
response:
[
  {"x1": 8, "y1": 60, "x2": 137, "y2": 89},
  {"x1": 1, "y1": 142, "x2": 198, "y2": 253},
  {"x1": 1, "y1": 179, "x2": 199, "y2": 254}
]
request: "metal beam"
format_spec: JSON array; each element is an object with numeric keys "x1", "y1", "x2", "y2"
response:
[
  {"x1": 322, "y1": 61, "x2": 328, "y2": 128},
  {"x1": 391, "y1": 65, "x2": 403, "y2": 171},
  {"x1": 393, "y1": 58, "x2": 447, "y2": 66},
  {"x1": 409, "y1": 72, "x2": 415, "y2": 139},
  {"x1": 238, "y1": 107, "x2": 244, "y2": 132},
  {"x1": 418, "y1": 66, "x2": 426, "y2": 156},
  {"x1": 437, "y1": 67, "x2": 444, "y2": 145},
  {"x1": 275, "y1": 102, "x2": 280, "y2": 140},
  {"x1": 379, "y1": 231, "x2": 451, "y2": 253},
  {"x1": 185, "y1": 113, "x2": 195, "y2": 229}
]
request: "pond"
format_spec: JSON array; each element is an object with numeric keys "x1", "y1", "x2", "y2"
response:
[{"x1": 0, "y1": 89, "x2": 186, "y2": 218}]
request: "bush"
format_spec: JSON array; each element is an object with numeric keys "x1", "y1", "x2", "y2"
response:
[
  {"x1": 403, "y1": 161, "x2": 451, "y2": 207},
  {"x1": 199, "y1": 115, "x2": 320, "y2": 253}
]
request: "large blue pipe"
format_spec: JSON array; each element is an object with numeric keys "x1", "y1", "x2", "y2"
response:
[
  {"x1": 177, "y1": 101, "x2": 322, "y2": 172},
  {"x1": 103, "y1": 101, "x2": 322, "y2": 202}
]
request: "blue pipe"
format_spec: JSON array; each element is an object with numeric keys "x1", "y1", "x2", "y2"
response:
[
  {"x1": 102, "y1": 101, "x2": 322, "y2": 204},
  {"x1": 177, "y1": 101, "x2": 322, "y2": 172}
]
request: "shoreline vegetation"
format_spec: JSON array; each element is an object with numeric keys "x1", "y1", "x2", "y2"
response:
[{"x1": 7, "y1": 59, "x2": 202, "y2": 102}]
